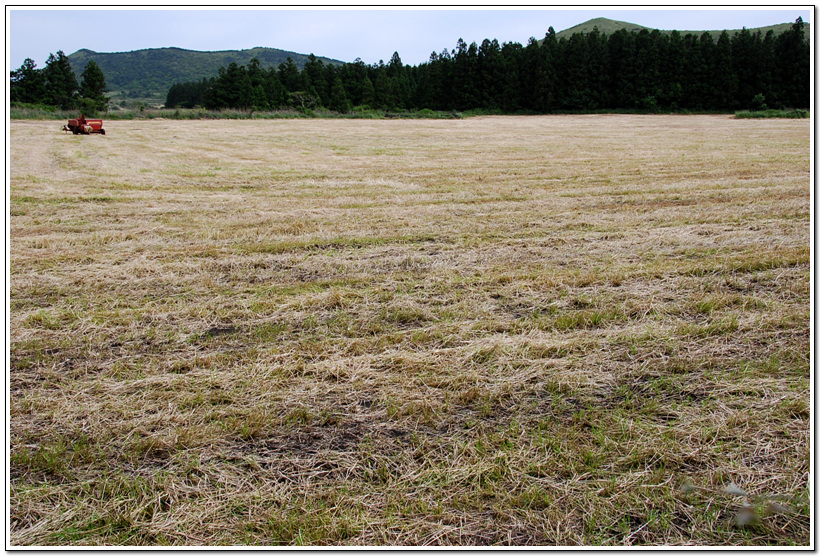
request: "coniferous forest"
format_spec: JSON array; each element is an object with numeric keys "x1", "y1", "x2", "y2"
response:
[
  {"x1": 10, "y1": 50, "x2": 109, "y2": 113},
  {"x1": 164, "y1": 20, "x2": 809, "y2": 114},
  {"x1": 10, "y1": 18, "x2": 810, "y2": 115}
]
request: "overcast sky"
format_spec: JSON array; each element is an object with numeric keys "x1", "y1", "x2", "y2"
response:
[{"x1": 7, "y1": 6, "x2": 812, "y2": 70}]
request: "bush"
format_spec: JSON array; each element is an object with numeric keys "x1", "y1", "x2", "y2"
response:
[
  {"x1": 76, "y1": 97, "x2": 105, "y2": 117},
  {"x1": 751, "y1": 93, "x2": 768, "y2": 111},
  {"x1": 735, "y1": 109, "x2": 809, "y2": 119}
]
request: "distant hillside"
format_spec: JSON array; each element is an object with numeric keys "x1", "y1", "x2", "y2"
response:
[
  {"x1": 555, "y1": 16, "x2": 810, "y2": 40},
  {"x1": 556, "y1": 17, "x2": 651, "y2": 37},
  {"x1": 68, "y1": 47, "x2": 344, "y2": 99}
]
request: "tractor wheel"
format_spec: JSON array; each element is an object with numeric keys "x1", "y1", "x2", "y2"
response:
[{"x1": 100, "y1": 129, "x2": 105, "y2": 135}]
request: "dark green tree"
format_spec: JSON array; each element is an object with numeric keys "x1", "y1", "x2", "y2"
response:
[
  {"x1": 329, "y1": 76, "x2": 352, "y2": 112},
  {"x1": 712, "y1": 31, "x2": 737, "y2": 109},
  {"x1": 299, "y1": 71, "x2": 320, "y2": 106},
  {"x1": 414, "y1": 49, "x2": 454, "y2": 110},
  {"x1": 339, "y1": 58, "x2": 368, "y2": 106},
  {"x1": 246, "y1": 58, "x2": 268, "y2": 109},
  {"x1": 634, "y1": 29, "x2": 663, "y2": 110},
  {"x1": 278, "y1": 57, "x2": 301, "y2": 92},
  {"x1": 43, "y1": 50, "x2": 78, "y2": 109},
  {"x1": 374, "y1": 65, "x2": 398, "y2": 110},
  {"x1": 521, "y1": 35, "x2": 549, "y2": 112},
  {"x1": 361, "y1": 74, "x2": 376, "y2": 107},
  {"x1": 499, "y1": 41, "x2": 524, "y2": 112},
  {"x1": 731, "y1": 28, "x2": 761, "y2": 109},
  {"x1": 203, "y1": 63, "x2": 243, "y2": 109},
  {"x1": 662, "y1": 30, "x2": 686, "y2": 108},
  {"x1": 79, "y1": 60, "x2": 108, "y2": 113},
  {"x1": 386, "y1": 52, "x2": 410, "y2": 109},
  {"x1": 10, "y1": 58, "x2": 47, "y2": 104},
  {"x1": 559, "y1": 30, "x2": 604, "y2": 110},
  {"x1": 165, "y1": 77, "x2": 210, "y2": 108},
  {"x1": 452, "y1": 39, "x2": 480, "y2": 110},
  {"x1": 302, "y1": 54, "x2": 327, "y2": 106},
  {"x1": 264, "y1": 67, "x2": 286, "y2": 109},
  {"x1": 606, "y1": 29, "x2": 637, "y2": 109},
  {"x1": 586, "y1": 28, "x2": 608, "y2": 108},
  {"x1": 683, "y1": 32, "x2": 714, "y2": 110},
  {"x1": 774, "y1": 17, "x2": 809, "y2": 108},
  {"x1": 756, "y1": 30, "x2": 777, "y2": 107},
  {"x1": 231, "y1": 63, "x2": 253, "y2": 109},
  {"x1": 476, "y1": 39, "x2": 503, "y2": 109}
]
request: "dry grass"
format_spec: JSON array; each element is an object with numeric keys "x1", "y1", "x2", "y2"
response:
[{"x1": 9, "y1": 115, "x2": 811, "y2": 546}]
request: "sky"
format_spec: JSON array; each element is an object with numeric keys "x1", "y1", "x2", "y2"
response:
[{"x1": 7, "y1": 6, "x2": 813, "y2": 70}]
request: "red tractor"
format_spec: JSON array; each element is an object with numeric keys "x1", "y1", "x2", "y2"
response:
[{"x1": 63, "y1": 114, "x2": 105, "y2": 135}]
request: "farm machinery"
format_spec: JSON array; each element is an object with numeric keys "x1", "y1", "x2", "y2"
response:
[{"x1": 63, "y1": 114, "x2": 105, "y2": 135}]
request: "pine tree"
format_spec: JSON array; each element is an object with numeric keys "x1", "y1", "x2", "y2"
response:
[
  {"x1": 43, "y1": 51, "x2": 78, "y2": 109},
  {"x1": 303, "y1": 54, "x2": 327, "y2": 106},
  {"x1": 329, "y1": 76, "x2": 352, "y2": 113},
  {"x1": 246, "y1": 58, "x2": 268, "y2": 109},
  {"x1": 731, "y1": 28, "x2": 760, "y2": 109},
  {"x1": 361, "y1": 75, "x2": 376, "y2": 107},
  {"x1": 757, "y1": 30, "x2": 777, "y2": 107},
  {"x1": 79, "y1": 60, "x2": 108, "y2": 113},
  {"x1": 662, "y1": 30, "x2": 686, "y2": 109},
  {"x1": 387, "y1": 52, "x2": 410, "y2": 109},
  {"x1": 560, "y1": 31, "x2": 596, "y2": 110},
  {"x1": 774, "y1": 17, "x2": 809, "y2": 108},
  {"x1": 452, "y1": 39, "x2": 479, "y2": 110},
  {"x1": 634, "y1": 29, "x2": 662, "y2": 110},
  {"x1": 339, "y1": 58, "x2": 368, "y2": 106},
  {"x1": 499, "y1": 41, "x2": 524, "y2": 112},
  {"x1": 477, "y1": 39, "x2": 503, "y2": 109},
  {"x1": 712, "y1": 31, "x2": 737, "y2": 110},
  {"x1": 606, "y1": 29, "x2": 637, "y2": 109},
  {"x1": 687, "y1": 32, "x2": 715, "y2": 110},
  {"x1": 264, "y1": 68, "x2": 286, "y2": 109},
  {"x1": 278, "y1": 57, "x2": 301, "y2": 92},
  {"x1": 10, "y1": 58, "x2": 46, "y2": 104},
  {"x1": 374, "y1": 69, "x2": 397, "y2": 110}
]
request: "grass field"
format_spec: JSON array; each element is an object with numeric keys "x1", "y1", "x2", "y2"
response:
[{"x1": 8, "y1": 115, "x2": 812, "y2": 546}]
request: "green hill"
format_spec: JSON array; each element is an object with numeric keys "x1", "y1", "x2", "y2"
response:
[
  {"x1": 556, "y1": 17, "x2": 652, "y2": 37},
  {"x1": 68, "y1": 46, "x2": 344, "y2": 99},
  {"x1": 555, "y1": 16, "x2": 810, "y2": 40}
]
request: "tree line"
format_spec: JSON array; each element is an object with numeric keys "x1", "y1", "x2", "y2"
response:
[
  {"x1": 10, "y1": 50, "x2": 109, "y2": 113},
  {"x1": 166, "y1": 18, "x2": 809, "y2": 113},
  {"x1": 10, "y1": 18, "x2": 809, "y2": 115}
]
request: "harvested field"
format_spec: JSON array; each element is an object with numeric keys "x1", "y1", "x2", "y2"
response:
[{"x1": 8, "y1": 115, "x2": 811, "y2": 546}]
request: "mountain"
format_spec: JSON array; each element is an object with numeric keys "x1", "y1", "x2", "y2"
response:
[
  {"x1": 554, "y1": 16, "x2": 810, "y2": 40},
  {"x1": 555, "y1": 17, "x2": 651, "y2": 37},
  {"x1": 68, "y1": 46, "x2": 345, "y2": 99}
]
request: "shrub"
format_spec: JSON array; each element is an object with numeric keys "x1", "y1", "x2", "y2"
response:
[
  {"x1": 735, "y1": 109, "x2": 809, "y2": 119},
  {"x1": 751, "y1": 93, "x2": 768, "y2": 111}
]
